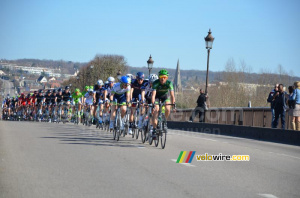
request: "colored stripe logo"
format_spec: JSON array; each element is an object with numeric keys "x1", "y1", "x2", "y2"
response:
[{"x1": 176, "y1": 151, "x2": 196, "y2": 163}]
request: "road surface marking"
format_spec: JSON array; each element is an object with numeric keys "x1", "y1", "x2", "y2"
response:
[
  {"x1": 277, "y1": 153, "x2": 300, "y2": 160},
  {"x1": 258, "y1": 194, "x2": 278, "y2": 198}
]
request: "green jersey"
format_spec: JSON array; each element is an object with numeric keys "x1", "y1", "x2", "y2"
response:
[
  {"x1": 152, "y1": 79, "x2": 174, "y2": 98},
  {"x1": 72, "y1": 92, "x2": 83, "y2": 103}
]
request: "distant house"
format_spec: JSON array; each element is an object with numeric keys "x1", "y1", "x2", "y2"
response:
[
  {"x1": 37, "y1": 76, "x2": 47, "y2": 83},
  {"x1": 48, "y1": 80, "x2": 61, "y2": 89},
  {"x1": 0, "y1": 70, "x2": 6, "y2": 76},
  {"x1": 48, "y1": 76, "x2": 56, "y2": 82}
]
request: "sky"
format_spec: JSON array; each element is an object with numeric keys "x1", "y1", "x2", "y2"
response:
[{"x1": 0, "y1": 0, "x2": 300, "y2": 76}]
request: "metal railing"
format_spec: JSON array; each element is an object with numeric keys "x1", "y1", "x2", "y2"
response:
[{"x1": 168, "y1": 107, "x2": 293, "y2": 130}]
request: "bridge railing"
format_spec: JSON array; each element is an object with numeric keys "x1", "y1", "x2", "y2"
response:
[{"x1": 168, "y1": 107, "x2": 292, "y2": 130}]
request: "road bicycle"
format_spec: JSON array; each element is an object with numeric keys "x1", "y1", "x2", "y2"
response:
[{"x1": 152, "y1": 101, "x2": 176, "y2": 149}]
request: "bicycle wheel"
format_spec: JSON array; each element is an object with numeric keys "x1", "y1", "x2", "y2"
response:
[
  {"x1": 154, "y1": 130, "x2": 159, "y2": 147},
  {"x1": 116, "y1": 111, "x2": 121, "y2": 141},
  {"x1": 113, "y1": 128, "x2": 116, "y2": 140},
  {"x1": 161, "y1": 122, "x2": 167, "y2": 149},
  {"x1": 131, "y1": 127, "x2": 135, "y2": 138},
  {"x1": 135, "y1": 128, "x2": 139, "y2": 139},
  {"x1": 140, "y1": 129, "x2": 146, "y2": 143},
  {"x1": 148, "y1": 121, "x2": 153, "y2": 145}
]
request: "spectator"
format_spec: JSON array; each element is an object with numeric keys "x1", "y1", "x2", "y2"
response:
[
  {"x1": 291, "y1": 81, "x2": 300, "y2": 131},
  {"x1": 117, "y1": 70, "x2": 122, "y2": 81},
  {"x1": 272, "y1": 84, "x2": 287, "y2": 129},
  {"x1": 189, "y1": 89, "x2": 208, "y2": 122},
  {"x1": 287, "y1": 86, "x2": 295, "y2": 130},
  {"x1": 267, "y1": 84, "x2": 279, "y2": 128}
]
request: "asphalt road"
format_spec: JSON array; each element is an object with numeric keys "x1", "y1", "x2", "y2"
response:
[{"x1": 0, "y1": 121, "x2": 300, "y2": 198}]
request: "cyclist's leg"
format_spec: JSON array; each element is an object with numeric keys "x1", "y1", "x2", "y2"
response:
[{"x1": 164, "y1": 99, "x2": 171, "y2": 119}]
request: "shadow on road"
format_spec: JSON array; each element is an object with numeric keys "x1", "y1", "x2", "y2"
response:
[{"x1": 40, "y1": 124, "x2": 146, "y2": 148}]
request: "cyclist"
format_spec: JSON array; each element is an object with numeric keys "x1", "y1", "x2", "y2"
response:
[
  {"x1": 151, "y1": 69, "x2": 176, "y2": 139},
  {"x1": 94, "y1": 80, "x2": 106, "y2": 125},
  {"x1": 31, "y1": 91, "x2": 38, "y2": 115},
  {"x1": 18, "y1": 93, "x2": 27, "y2": 117},
  {"x1": 83, "y1": 88, "x2": 95, "y2": 123},
  {"x1": 141, "y1": 74, "x2": 159, "y2": 105},
  {"x1": 109, "y1": 76, "x2": 131, "y2": 131},
  {"x1": 44, "y1": 90, "x2": 52, "y2": 121},
  {"x1": 72, "y1": 88, "x2": 83, "y2": 123},
  {"x1": 62, "y1": 86, "x2": 72, "y2": 118},
  {"x1": 103, "y1": 77, "x2": 115, "y2": 125},
  {"x1": 25, "y1": 93, "x2": 32, "y2": 119},
  {"x1": 82, "y1": 86, "x2": 89, "y2": 98},
  {"x1": 35, "y1": 90, "x2": 45, "y2": 120},
  {"x1": 129, "y1": 72, "x2": 148, "y2": 134},
  {"x1": 50, "y1": 89, "x2": 58, "y2": 122},
  {"x1": 11, "y1": 96, "x2": 18, "y2": 118},
  {"x1": 3, "y1": 96, "x2": 11, "y2": 119}
]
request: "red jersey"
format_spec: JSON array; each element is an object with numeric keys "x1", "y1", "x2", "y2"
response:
[
  {"x1": 19, "y1": 97, "x2": 27, "y2": 106},
  {"x1": 26, "y1": 98, "x2": 31, "y2": 105},
  {"x1": 31, "y1": 95, "x2": 36, "y2": 104}
]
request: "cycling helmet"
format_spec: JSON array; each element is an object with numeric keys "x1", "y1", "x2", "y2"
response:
[
  {"x1": 88, "y1": 88, "x2": 94, "y2": 93},
  {"x1": 105, "y1": 81, "x2": 109, "y2": 84},
  {"x1": 34, "y1": 91, "x2": 38, "y2": 94},
  {"x1": 108, "y1": 77, "x2": 115, "y2": 82},
  {"x1": 149, "y1": 74, "x2": 159, "y2": 83},
  {"x1": 136, "y1": 72, "x2": 145, "y2": 80},
  {"x1": 58, "y1": 88, "x2": 62, "y2": 92},
  {"x1": 53, "y1": 89, "x2": 57, "y2": 93},
  {"x1": 65, "y1": 86, "x2": 70, "y2": 90},
  {"x1": 47, "y1": 90, "x2": 51, "y2": 94},
  {"x1": 21, "y1": 93, "x2": 24, "y2": 96},
  {"x1": 84, "y1": 86, "x2": 89, "y2": 91},
  {"x1": 120, "y1": 76, "x2": 131, "y2": 84},
  {"x1": 126, "y1": 74, "x2": 134, "y2": 80},
  {"x1": 75, "y1": 88, "x2": 80, "y2": 93},
  {"x1": 27, "y1": 94, "x2": 31, "y2": 98},
  {"x1": 158, "y1": 69, "x2": 169, "y2": 77},
  {"x1": 97, "y1": 79, "x2": 104, "y2": 86},
  {"x1": 38, "y1": 89, "x2": 43, "y2": 93}
]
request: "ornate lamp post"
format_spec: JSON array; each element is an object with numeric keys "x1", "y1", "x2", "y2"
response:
[
  {"x1": 204, "y1": 29, "x2": 215, "y2": 94},
  {"x1": 147, "y1": 55, "x2": 154, "y2": 76}
]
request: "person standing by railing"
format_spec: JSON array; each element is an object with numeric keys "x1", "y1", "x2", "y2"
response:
[
  {"x1": 267, "y1": 84, "x2": 279, "y2": 128},
  {"x1": 287, "y1": 86, "x2": 295, "y2": 130},
  {"x1": 291, "y1": 81, "x2": 300, "y2": 131},
  {"x1": 272, "y1": 84, "x2": 287, "y2": 129},
  {"x1": 189, "y1": 89, "x2": 208, "y2": 123}
]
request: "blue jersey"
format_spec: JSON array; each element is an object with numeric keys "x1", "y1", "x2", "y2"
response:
[{"x1": 131, "y1": 79, "x2": 148, "y2": 98}]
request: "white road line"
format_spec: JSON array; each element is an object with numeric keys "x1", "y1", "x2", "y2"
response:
[
  {"x1": 258, "y1": 194, "x2": 278, "y2": 198},
  {"x1": 277, "y1": 153, "x2": 300, "y2": 160}
]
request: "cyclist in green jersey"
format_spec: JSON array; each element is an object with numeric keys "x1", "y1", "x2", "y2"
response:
[
  {"x1": 72, "y1": 88, "x2": 83, "y2": 123},
  {"x1": 82, "y1": 86, "x2": 89, "y2": 96},
  {"x1": 151, "y1": 69, "x2": 176, "y2": 138}
]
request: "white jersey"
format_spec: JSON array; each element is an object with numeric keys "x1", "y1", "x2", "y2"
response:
[
  {"x1": 143, "y1": 82, "x2": 153, "y2": 97},
  {"x1": 111, "y1": 83, "x2": 131, "y2": 95},
  {"x1": 106, "y1": 86, "x2": 113, "y2": 95},
  {"x1": 84, "y1": 92, "x2": 95, "y2": 105}
]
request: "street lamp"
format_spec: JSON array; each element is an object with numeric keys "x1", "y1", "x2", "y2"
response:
[
  {"x1": 147, "y1": 55, "x2": 154, "y2": 76},
  {"x1": 204, "y1": 29, "x2": 214, "y2": 94}
]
